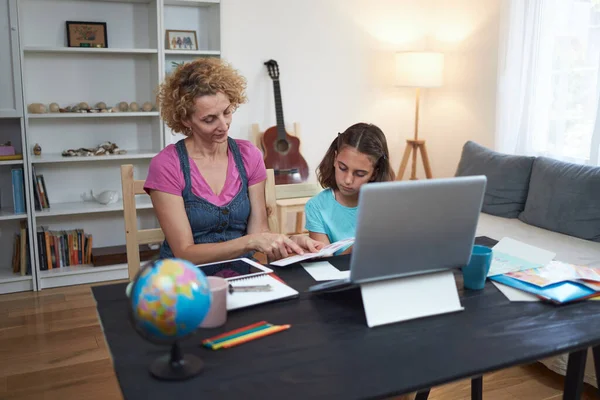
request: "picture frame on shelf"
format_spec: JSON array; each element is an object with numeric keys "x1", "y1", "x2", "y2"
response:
[
  {"x1": 66, "y1": 21, "x2": 108, "y2": 48},
  {"x1": 165, "y1": 30, "x2": 198, "y2": 50}
]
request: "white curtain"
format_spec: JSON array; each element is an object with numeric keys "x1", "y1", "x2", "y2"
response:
[{"x1": 496, "y1": 0, "x2": 600, "y2": 166}]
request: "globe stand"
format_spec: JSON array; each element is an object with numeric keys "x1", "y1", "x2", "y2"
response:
[{"x1": 149, "y1": 341, "x2": 203, "y2": 381}]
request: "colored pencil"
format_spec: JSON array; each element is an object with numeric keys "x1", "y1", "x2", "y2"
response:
[
  {"x1": 212, "y1": 324, "x2": 291, "y2": 350},
  {"x1": 201, "y1": 320, "x2": 268, "y2": 345},
  {"x1": 202, "y1": 323, "x2": 272, "y2": 347}
]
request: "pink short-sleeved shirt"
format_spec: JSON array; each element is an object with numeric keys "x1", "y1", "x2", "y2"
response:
[{"x1": 144, "y1": 139, "x2": 267, "y2": 207}]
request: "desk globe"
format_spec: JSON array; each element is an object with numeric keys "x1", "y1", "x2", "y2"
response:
[{"x1": 128, "y1": 258, "x2": 212, "y2": 380}]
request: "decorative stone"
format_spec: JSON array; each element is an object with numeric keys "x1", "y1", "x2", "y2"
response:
[
  {"x1": 129, "y1": 102, "x2": 139, "y2": 112},
  {"x1": 118, "y1": 101, "x2": 129, "y2": 112},
  {"x1": 96, "y1": 102, "x2": 107, "y2": 110},
  {"x1": 78, "y1": 102, "x2": 90, "y2": 110},
  {"x1": 33, "y1": 143, "x2": 42, "y2": 156},
  {"x1": 27, "y1": 103, "x2": 47, "y2": 114},
  {"x1": 111, "y1": 106, "x2": 119, "y2": 113},
  {"x1": 141, "y1": 102, "x2": 153, "y2": 112},
  {"x1": 49, "y1": 103, "x2": 60, "y2": 113}
]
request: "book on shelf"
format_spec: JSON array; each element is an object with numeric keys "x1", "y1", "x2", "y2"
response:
[
  {"x1": 31, "y1": 165, "x2": 50, "y2": 211},
  {"x1": 11, "y1": 167, "x2": 25, "y2": 214},
  {"x1": 11, "y1": 221, "x2": 31, "y2": 276},
  {"x1": 36, "y1": 227, "x2": 93, "y2": 270}
]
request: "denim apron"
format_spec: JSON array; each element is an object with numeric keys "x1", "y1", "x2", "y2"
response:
[{"x1": 159, "y1": 138, "x2": 254, "y2": 260}]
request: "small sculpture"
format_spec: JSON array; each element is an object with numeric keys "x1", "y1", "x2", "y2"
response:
[
  {"x1": 33, "y1": 143, "x2": 42, "y2": 156},
  {"x1": 81, "y1": 189, "x2": 119, "y2": 205},
  {"x1": 96, "y1": 102, "x2": 107, "y2": 110},
  {"x1": 49, "y1": 103, "x2": 60, "y2": 113},
  {"x1": 78, "y1": 102, "x2": 90, "y2": 110},
  {"x1": 118, "y1": 102, "x2": 129, "y2": 112},
  {"x1": 130, "y1": 102, "x2": 139, "y2": 112},
  {"x1": 142, "y1": 102, "x2": 153, "y2": 112}
]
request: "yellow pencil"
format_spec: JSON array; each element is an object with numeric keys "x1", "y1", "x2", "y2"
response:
[{"x1": 211, "y1": 324, "x2": 291, "y2": 350}]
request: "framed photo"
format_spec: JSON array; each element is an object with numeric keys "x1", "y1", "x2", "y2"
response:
[
  {"x1": 66, "y1": 21, "x2": 108, "y2": 48},
  {"x1": 166, "y1": 30, "x2": 198, "y2": 50}
]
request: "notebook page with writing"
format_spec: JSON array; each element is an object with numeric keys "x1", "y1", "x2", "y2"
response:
[{"x1": 227, "y1": 274, "x2": 299, "y2": 311}]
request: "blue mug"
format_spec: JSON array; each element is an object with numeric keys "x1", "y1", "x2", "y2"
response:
[{"x1": 462, "y1": 245, "x2": 493, "y2": 290}]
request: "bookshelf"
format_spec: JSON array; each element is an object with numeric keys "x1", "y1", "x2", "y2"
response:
[{"x1": 0, "y1": 0, "x2": 222, "y2": 292}]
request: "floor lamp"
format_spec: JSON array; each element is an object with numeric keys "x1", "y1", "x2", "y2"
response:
[{"x1": 395, "y1": 51, "x2": 444, "y2": 180}]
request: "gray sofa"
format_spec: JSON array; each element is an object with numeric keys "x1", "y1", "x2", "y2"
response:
[{"x1": 455, "y1": 141, "x2": 600, "y2": 386}]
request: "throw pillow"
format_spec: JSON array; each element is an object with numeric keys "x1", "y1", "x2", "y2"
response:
[
  {"x1": 518, "y1": 157, "x2": 600, "y2": 242},
  {"x1": 455, "y1": 141, "x2": 535, "y2": 218}
]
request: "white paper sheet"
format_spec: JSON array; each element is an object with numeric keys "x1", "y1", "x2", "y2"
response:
[
  {"x1": 487, "y1": 237, "x2": 556, "y2": 277},
  {"x1": 360, "y1": 271, "x2": 464, "y2": 328},
  {"x1": 301, "y1": 261, "x2": 349, "y2": 281},
  {"x1": 492, "y1": 281, "x2": 540, "y2": 302}
]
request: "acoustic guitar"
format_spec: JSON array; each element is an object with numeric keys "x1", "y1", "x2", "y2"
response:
[{"x1": 262, "y1": 59, "x2": 309, "y2": 185}]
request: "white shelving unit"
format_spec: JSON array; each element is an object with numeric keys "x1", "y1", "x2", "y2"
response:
[
  {"x1": 0, "y1": 0, "x2": 36, "y2": 295},
  {"x1": 0, "y1": 0, "x2": 222, "y2": 292}
]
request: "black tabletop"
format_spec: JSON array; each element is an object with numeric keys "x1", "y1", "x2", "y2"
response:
[{"x1": 92, "y1": 237, "x2": 600, "y2": 399}]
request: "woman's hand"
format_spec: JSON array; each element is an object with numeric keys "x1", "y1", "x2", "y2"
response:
[
  {"x1": 247, "y1": 232, "x2": 305, "y2": 261},
  {"x1": 291, "y1": 235, "x2": 327, "y2": 253}
]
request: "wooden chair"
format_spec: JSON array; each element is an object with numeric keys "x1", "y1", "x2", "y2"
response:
[
  {"x1": 121, "y1": 164, "x2": 165, "y2": 280},
  {"x1": 275, "y1": 183, "x2": 322, "y2": 235},
  {"x1": 252, "y1": 122, "x2": 318, "y2": 234},
  {"x1": 120, "y1": 165, "x2": 279, "y2": 279}
]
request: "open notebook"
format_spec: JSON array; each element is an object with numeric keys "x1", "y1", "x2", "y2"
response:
[
  {"x1": 196, "y1": 257, "x2": 299, "y2": 311},
  {"x1": 227, "y1": 273, "x2": 299, "y2": 311}
]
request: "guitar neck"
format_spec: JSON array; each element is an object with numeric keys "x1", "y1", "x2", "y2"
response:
[{"x1": 272, "y1": 80, "x2": 287, "y2": 140}]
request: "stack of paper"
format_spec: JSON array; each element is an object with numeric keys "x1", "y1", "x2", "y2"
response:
[{"x1": 486, "y1": 238, "x2": 600, "y2": 303}]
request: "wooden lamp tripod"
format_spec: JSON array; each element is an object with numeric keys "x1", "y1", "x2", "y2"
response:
[{"x1": 394, "y1": 51, "x2": 444, "y2": 180}]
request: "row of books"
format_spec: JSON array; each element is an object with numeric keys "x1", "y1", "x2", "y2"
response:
[
  {"x1": 5, "y1": 166, "x2": 50, "y2": 214},
  {"x1": 36, "y1": 227, "x2": 93, "y2": 270}
]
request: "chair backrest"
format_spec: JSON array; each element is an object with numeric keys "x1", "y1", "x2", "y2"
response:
[
  {"x1": 121, "y1": 164, "x2": 165, "y2": 280},
  {"x1": 120, "y1": 165, "x2": 279, "y2": 279},
  {"x1": 275, "y1": 182, "x2": 322, "y2": 200}
]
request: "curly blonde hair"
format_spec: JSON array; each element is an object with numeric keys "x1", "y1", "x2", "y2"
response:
[{"x1": 156, "y1": 58, "x2": 248, "y2": 135}]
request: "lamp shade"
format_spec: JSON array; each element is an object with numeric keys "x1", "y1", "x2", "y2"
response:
[{"x1": 395, "y1": 51, "x2": 444, "y2": 88}]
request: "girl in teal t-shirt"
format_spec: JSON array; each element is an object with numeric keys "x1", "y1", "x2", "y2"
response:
[{"x1": 305, "y1": 122, "x2": 395, "y2": 254}]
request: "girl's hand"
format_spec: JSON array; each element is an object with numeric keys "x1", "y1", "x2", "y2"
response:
[
  {"x1": 247, "y1": 232, "x2": 304, "y2": 261},
  {"x1": 291, "y1": 235, "x2": 327, "y2": 253}
]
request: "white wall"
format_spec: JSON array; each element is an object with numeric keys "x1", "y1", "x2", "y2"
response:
[{"x1": 220, "y1": 0, "x2": 501, "y2": 180}]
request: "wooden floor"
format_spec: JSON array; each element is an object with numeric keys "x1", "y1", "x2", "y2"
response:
[{"x1": 0, "y1": 282, "x2": 598, "y2": 400}]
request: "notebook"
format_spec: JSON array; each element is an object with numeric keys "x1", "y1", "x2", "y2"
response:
[
  {"x1": 195, "y1": 257, "x2": 299, "y2": 311},
  {"x1": 227, "y1": 273, "x2": 299, "y2": 311},
  {"x1": 489, "y1": 274, "x2": 599, "y2": 304}
]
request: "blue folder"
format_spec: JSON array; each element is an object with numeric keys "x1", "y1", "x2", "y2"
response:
[{"x1": 490, "y1": 275, "x2": 598, "y2": 304}]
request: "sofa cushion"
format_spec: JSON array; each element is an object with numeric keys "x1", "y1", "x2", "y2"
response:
[
  {"x1": 455, "y1": 141, "x2": 535, "y2": 218},
  {"x1": 518, "y1": 157, "x2": 600, "y2": 242}
]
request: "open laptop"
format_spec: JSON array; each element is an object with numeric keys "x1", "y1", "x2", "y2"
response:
[{"x1": 308, "y1": 175, "x2": 487, "y2": 293}]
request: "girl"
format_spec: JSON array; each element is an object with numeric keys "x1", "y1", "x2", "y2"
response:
[{"x1": 305, "y1": 122, "x2": 395, "y2": 254}]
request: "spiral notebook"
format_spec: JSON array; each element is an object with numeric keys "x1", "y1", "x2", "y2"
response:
[
  {"x1": 227, "y1": 274, "x2": 299, "y2": 311},
  {"x1": 196, "y1": 257, "x2": 300, "y2": 311}
]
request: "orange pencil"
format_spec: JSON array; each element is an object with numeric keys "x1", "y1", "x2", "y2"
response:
[
  {"x1": 213, "y1": 324, "x2": 291, "y2": 350},
  {"x1": 201, "y1": 320, "x2": 268, "y2": 345}
]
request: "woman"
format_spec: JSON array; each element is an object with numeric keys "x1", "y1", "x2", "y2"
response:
[{"x1": 145, "y1": 58, "x2": 324, "y2": 264}]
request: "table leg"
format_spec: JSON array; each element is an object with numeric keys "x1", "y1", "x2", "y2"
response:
[
  {"x1": 471, "y1": 376, "x2": 482, "y2": 400},
  {"x1": 563, "y1": 348, "x2": 587, "y2": 400},
  {"x1": 593, "y1": 346, "x2": 600, "y2": 397},
  {"x1": 414, "y1": 389, "x2": 430, "y2": 400}
]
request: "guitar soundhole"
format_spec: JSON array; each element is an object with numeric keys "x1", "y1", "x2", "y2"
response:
[{"x1": 275, "y1": 139, "x2": 290, "y2": 153}]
